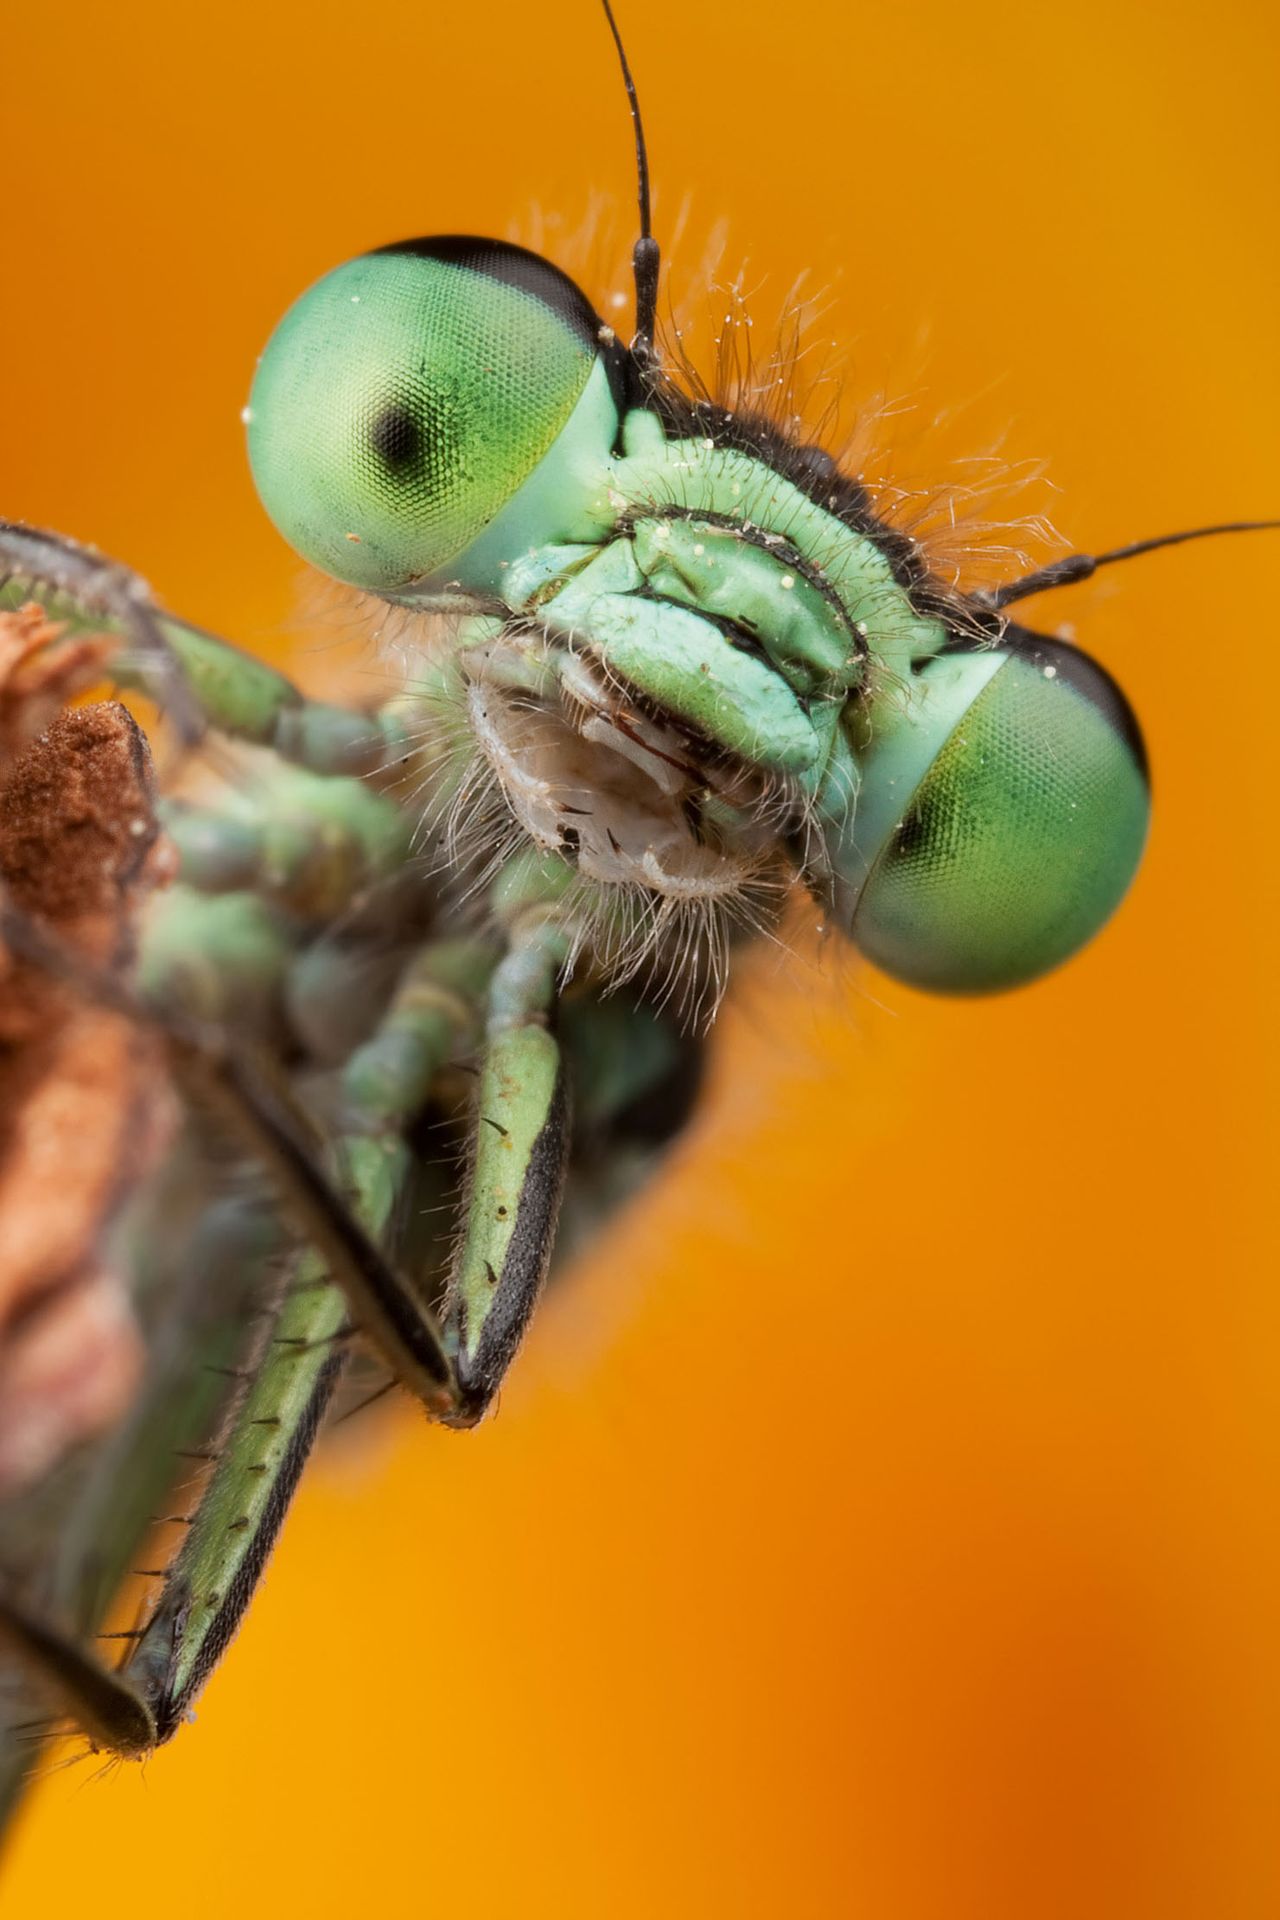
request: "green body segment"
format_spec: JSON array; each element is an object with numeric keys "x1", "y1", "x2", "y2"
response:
[
  {"x1": 163, "y1": 762, "x2": 413, "y2": 921},
  {"x1": 631, "y1": 516, "x2": 861, "y2": 696},
  {"x1": 447, "y1": 913, "x2": 572, "y2": 1411},
  {"x1": 105, "y1": 925, "x2": 501, "y2": 1744},
  {"x1": 153, "y1": 618, "x2": 387, "y2": 774},
  {"x1": 124, "y1": 1244, "x2": 356, "y2": 1739},
  {"x1": 138, "y1": 888, "x2": 293, "y2": 1031},
  {"x1": 606, "y1": 425, "x2": 949, "y2": 678},
  {"x1": 564, "y1": 589, "x2": 820, "y2": 775},
  {"x1": 341, "y1": 938, "x2": 496, "y2": 1131},
  {"x1": 520, "y1": 532, "x2": 825, "y2": 777}
]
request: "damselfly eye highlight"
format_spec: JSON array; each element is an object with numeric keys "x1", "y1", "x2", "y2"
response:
[
  {"x1": 246, "y1": 238, "x2": 620, "y2": 596},
  {"x1": 850, "y1": 639, "x2": 1150, "y2": 993}
]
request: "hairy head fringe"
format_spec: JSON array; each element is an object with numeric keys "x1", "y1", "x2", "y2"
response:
[{"x1": 510, "y1": 193, "x2": 1063, "y2": 615}]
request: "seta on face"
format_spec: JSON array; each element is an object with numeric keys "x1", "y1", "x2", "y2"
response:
[{"x1": 244, "y1": 236, "x2": 1150, "y2": 997}]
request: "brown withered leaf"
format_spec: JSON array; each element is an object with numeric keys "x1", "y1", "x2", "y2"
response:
[{"x1": 0, "y1": 620, "x2": 174, "y2": 1492}]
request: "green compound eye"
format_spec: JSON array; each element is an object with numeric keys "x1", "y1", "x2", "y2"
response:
[
  {"x1": 246, "y1": 237, "x2": 620, "y2": 596},
  {"x1": 850, "y1": 638, "x2": 1150, "y2": 993}
]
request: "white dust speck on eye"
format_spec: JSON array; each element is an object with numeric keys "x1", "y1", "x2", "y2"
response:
[
  {"x1": 780, "y1": 574, "x2": 795, "y2": 591},
  {"x1": 240, "y1": 405, "x2": 254, "y2": 424},
  {"x1": 128, "y1": 817, "x2": 146, "y2": 836},
  {"x1": 1043, "y1": 664, "x2": 1058, "y2": 679}
]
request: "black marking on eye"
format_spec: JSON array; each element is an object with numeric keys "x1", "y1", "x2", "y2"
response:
[
  {"x1": 884, "y1": 779, "x2": 978, "y2": 875},
  {"x1": 369, "y1": 403, "x2": 422, "y2": 475}
]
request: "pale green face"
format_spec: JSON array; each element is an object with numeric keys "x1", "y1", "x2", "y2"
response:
[
  {"x1": 246, "y1": 238, "x2": 617, "y2": 595},
  {"x1": 851, "y1": 638, "x2": 1150, "y2": 992}
]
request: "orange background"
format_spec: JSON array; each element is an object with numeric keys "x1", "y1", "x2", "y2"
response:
[{"x1": 3, "y1": 1, "x2": 1278, "y2": 1913}]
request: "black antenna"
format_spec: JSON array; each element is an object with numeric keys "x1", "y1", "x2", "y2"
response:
[
  {"x1": 600, "y1": 0, "x2": 660, "y2": 366},
  {"x1": 987, "y1": 519, "x2": 1280, "y2": 611}
]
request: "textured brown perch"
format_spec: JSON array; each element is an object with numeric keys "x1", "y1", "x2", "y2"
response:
[{"x1": 0, "y1": 607, "x2": 171, "y2": 1491}]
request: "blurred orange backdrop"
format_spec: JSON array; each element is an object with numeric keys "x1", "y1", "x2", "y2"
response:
[{"x1": 2, "y1": 1, "x2": 1278, "y2": 1914}]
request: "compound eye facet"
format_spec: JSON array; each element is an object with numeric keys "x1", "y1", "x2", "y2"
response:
[
  {"x1": 851, "y1": 639, "x2": 1150, "y2": 993},
  {"x1": 246, "y1": 237, "x2": 614, "y2": 593}
]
